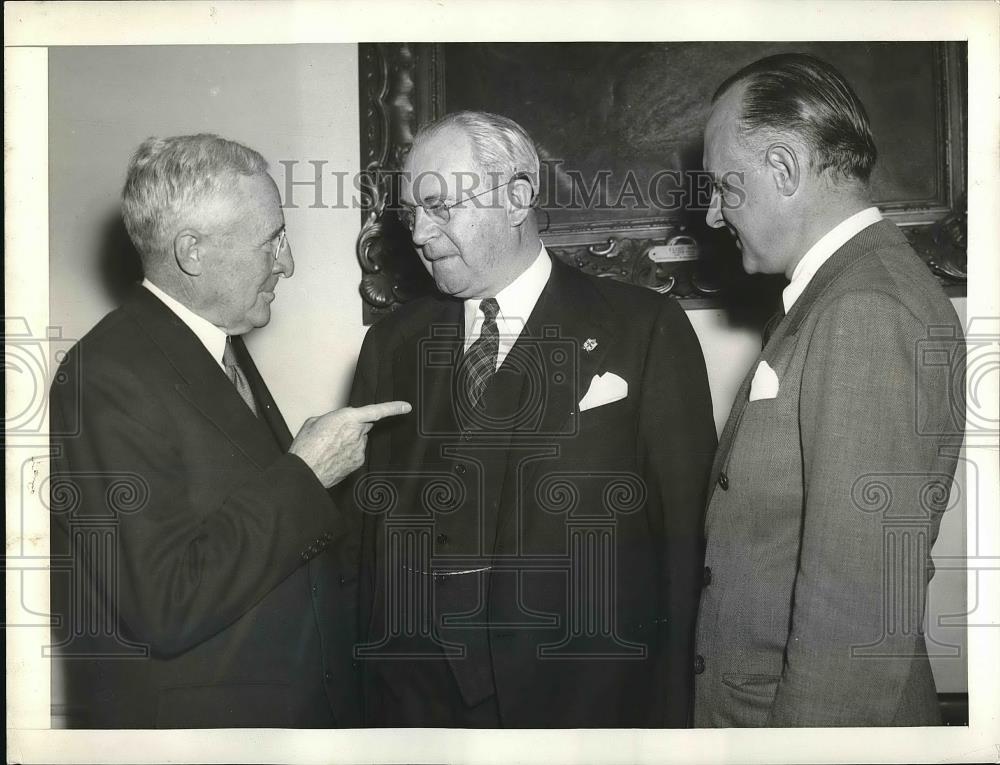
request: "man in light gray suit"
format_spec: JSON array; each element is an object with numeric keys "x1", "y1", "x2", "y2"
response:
[{"x1": 694, "y1": 54, "x2": 965, "y2": 726}]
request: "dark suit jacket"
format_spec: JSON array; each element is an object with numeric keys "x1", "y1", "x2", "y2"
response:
[
  {"x1": 694, "y1": 220, "x2": 965, "y2": 726},
  {"x1": 49, "y1": 286, "x2": 360, "y2": 728},
  {"x1": 346, "y1": 256, "x2": 717, "y2": 727}
]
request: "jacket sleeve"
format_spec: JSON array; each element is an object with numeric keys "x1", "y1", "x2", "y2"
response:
[
  {"x1": 638, "y1": 299, "x2": 718, "y2": 726},
  {"x1": 767, "y1": 290, "x2": 948, "y2": 725},
  {"x1": 49, "y1": 349, "x2": 337, "y2": 658},
  {"x1": 334, "y1": 324, "x2": 387, "y2": 645}
]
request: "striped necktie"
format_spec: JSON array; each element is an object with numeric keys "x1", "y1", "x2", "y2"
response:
[
  {"x1": 458, "y1": 298, "x2": 501, "y2": 411},
  {"x1": 223, "y1": 336, "x2": 259, "y2": 416}
]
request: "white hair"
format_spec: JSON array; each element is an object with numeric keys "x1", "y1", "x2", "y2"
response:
[
  {"x1": 415, "y1": 111, "x2": 540, "y2": 198},
  {"x1": 121, "y1": 133, "x2": 268, "y2": 263}
]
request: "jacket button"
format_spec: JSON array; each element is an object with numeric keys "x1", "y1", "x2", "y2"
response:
[
  {"x1": 455, "y1": 464, "x2": 466, "y2": 475},
  {"x1": 461, "y1": 431, "x2": 472, "y2": 442},
  {"x1": 703, "y1": 566, "x2": 713, "y2": 586},
  {"x1": 436, "y1": 533, "x2": 449, "y2": 545},
  {"x1": 324, "y1": 670, "x2": 333, "y2": 682},
  {"x1": 694, "y1": 654, "x2": 706, "y2": 675},
  {"x1": 311, "y1": 584, "x2": 319, "y2": 595},
  {"x1": 717, "y1": 472, "x2": 729, "y2": 491}
]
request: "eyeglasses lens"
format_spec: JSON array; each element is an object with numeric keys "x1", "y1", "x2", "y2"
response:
[{"x1": 398, "y1": 205, "x2": 450, "y2": 230}]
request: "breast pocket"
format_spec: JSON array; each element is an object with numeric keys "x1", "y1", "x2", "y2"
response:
[
  {"x1": 574, "y1": 396, "x2": 635, "y2": 445},
  {"x1": 727, "y1": 386, "x2": 800, "y2": 482}
]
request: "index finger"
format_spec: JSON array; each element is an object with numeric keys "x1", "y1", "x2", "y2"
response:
[{"x1": 352, "y1": 400, "x2": 413, "y2": 422}]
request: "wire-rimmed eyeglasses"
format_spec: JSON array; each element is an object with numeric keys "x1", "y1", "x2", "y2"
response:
[
  {"x1": 396, "y1": 173, "x2": 531, "y2": 231},
  {"x1": 273, "y1": 227, "x2": 288, "y2": 261}
]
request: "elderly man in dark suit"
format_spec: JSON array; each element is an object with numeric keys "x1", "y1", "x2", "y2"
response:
[
  {"x1": 346, "y1": 111, "x2": 717, "y2": 727},
  {"x1": 49, "y1": 134, "x2": 408, "y2": 728},
  {"x1": 694, "y1": 54, "x2": 965, "y2": 727}
]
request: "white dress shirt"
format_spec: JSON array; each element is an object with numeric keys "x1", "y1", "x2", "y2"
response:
[
  {"x1": 142, "y1": 278, "x2": 228, "y2": 370},
  {"x1": 782, "y1": 206, "x2": 883, "y2": 313},
  {"x1": 463, "y1": 245, "x2": 552, "y2": 370}
]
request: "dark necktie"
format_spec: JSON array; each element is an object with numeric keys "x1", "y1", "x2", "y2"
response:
[
  {"x1": 458, "y1": 298, "x2": 501, "y2": 411},
  {"x1": 223, "y1": 336, "x2": 259, "y2": 416},
  {"x1": 761, "y1": 305, "x2": 786, "y2": 349}
]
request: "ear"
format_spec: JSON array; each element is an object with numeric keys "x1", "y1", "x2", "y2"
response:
[
  {"x1": 506, "y1": 177, "x2": 536, "y2": 227},
  {"x1": 764, "y1": 143, "x2": 800, "y2": 196},
  {"x1": 174, "y1": 229, "x2": 204, "y2": 276}
]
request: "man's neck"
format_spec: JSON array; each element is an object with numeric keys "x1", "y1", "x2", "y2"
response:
[
  {"x1": 145, "y1": 273, "x2": 194, "y2": 309},
  {"x1": 145, "y1": 273, "x2": 221, "y2": 327},
  {"x1": 480, "y1": 235, "x2": 543, "y2": 298},
  {"x1": 783, "y1": 194, "x2": 872, "y2": 279},
  {"x1": 141, "y1": 277, "x2": 230, "y2": 368}
]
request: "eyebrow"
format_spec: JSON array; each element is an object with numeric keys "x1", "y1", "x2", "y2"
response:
[
  {"x1": 400, "y1": 194, "x2": 446, "y2": 209},
  {"x1": 261, "y1": 224, "x2": 285, "y2": 245}
]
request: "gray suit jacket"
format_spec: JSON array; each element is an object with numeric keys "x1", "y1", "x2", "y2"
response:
[{"x1": 694, "y1": 219, "x2": 964, "y2": 727}]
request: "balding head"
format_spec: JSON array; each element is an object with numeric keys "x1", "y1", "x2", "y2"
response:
[{"x1": 713, "y1": 53, "x2": 877, "y2": 187}]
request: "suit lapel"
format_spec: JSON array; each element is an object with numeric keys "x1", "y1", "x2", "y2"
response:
[
  {"x1": 126, "y1": 287, "x2": 284, "y2": 469},
  {"x1": 392, "y1": 296, "x2": 463, "y2": 460},
  {"x1": 709, "y1": 219, "x2": 899, "y2": 496},
  {"x1": 231, "y1": 334, "x2": 294, "y2": 451},
  {"x1": 520, "y1": 259, "x2": 614, "y2": 437},
  {"x1": 475, "y1": 258, "x2": 613, "y2": 555}
]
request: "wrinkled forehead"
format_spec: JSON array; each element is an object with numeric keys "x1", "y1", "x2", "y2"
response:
[{"x1": 401, "y1": 127, "x2": 480, "y2": 204}]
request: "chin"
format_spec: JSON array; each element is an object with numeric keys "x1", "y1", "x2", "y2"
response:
[
  {"x1": 246, "y1": 306, "x2": 272, "y2": 330},
  {"x1": 434, "y1": 281, "x2": 467, "y2": 298},
  {"x1": 430, "y1": 270, "x2": 469, "y2": 298}
]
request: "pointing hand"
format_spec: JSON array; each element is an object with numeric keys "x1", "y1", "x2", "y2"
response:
[{"x1": 289, "y1": 401, "x2": 411, "y2": 488}]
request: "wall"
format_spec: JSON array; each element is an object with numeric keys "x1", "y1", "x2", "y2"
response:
[
  {"x1": 48, "y1": 44, "x2": 967, "y2": 695},
  {"x1": 49, "y1": 44, "x2": 364, "y2": 431}
]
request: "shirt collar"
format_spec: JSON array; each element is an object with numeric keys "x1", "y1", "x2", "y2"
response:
[
  {"x1": 782, "y1": 206, "x2": 882, "y2": 313},
  {"x1": 463, "y1": 244, "x2": 552, "y2": 352},
  {"x1": 142, "y1": 278, "x2": 229, "y2": 369}
]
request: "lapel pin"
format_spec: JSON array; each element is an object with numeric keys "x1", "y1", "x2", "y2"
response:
[{"x1": 583, "y1": 338, "x2": 598, "y2": 353}]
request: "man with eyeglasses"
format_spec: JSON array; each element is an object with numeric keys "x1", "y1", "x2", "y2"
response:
[
  {"x1": 345, "y1": 112, "x2": 717, "y2": 727},
  {"x1": 49, "y1": 133, "x2": 409, "y2": 728}
]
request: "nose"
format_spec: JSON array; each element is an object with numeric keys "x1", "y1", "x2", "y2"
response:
[
  {"x1": 274, "y1": 238, "x2": 294, "y2": 278},
  {"x1": 706, "y1": 187, "x2": 725, "y2": 229},
  {"x1": 409, "y1": 206, "x2": 441, "y2": 247}
]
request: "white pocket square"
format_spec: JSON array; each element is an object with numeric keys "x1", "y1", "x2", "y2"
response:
[
  {"x1": 579, "y1": 372, "x2": 628, "y2": 412},
  {"x1": 748, "y1": 360, "x2": 780, "y2": 402}
]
